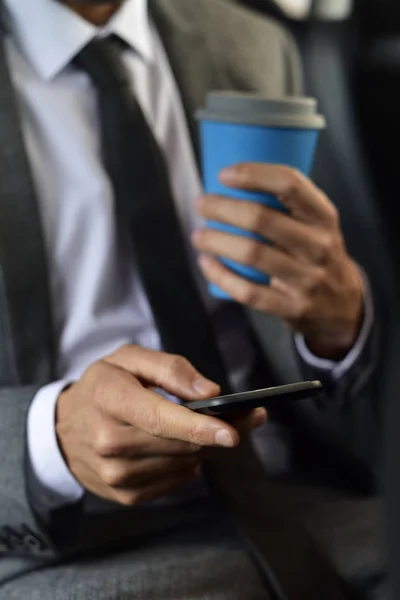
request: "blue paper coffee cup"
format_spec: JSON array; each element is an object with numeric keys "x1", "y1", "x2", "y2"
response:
[{"x1": 197, "y1": 93, "x2": 326, "y2": 300}]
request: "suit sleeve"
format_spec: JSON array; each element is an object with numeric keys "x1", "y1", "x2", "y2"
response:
[
  {"x1": 0, "y1": 386, "x2": 83, "y2": 569},
  {"x1": 282, "y1": 23, "x2": 304, "y2": 96}
]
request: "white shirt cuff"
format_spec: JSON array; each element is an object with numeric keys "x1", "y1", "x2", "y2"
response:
[
  {"x1": 27, "y1": 380, "x2": 84, "y2": 505},
  {"x1": 294, "y1": 272, "x2": 374, "y2": 382}
]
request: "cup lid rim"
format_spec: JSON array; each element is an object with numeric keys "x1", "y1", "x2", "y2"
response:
[{"x1": 197, "y1": 92, "x2": 326, "y2": 130}]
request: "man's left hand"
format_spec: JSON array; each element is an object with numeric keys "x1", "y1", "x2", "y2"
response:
[{"x1": 193, "y1": 163, "x2": 364, "y2": 361}]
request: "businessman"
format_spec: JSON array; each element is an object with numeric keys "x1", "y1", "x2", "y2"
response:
[{"x1": 0, "y1": 0, "x2": 381, "y2": 598}]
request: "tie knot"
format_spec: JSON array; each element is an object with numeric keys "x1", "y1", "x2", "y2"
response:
[{"x1": 74, "y1": 36, "x2": 129, "y2": 89}]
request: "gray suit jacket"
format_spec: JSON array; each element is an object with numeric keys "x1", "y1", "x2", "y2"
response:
[{"x1": 0, "y1": 0, "x2": 378, "y2": 583}]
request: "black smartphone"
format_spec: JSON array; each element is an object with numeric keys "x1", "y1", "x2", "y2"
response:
[{"x1": 183, "y1": 381, "x2": 323, "y2": 416}]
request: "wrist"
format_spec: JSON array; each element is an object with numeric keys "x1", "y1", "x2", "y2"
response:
[
  {"x1": 304, "y1": 329, "x2": 361, "y2": 361},
  {"x1": 305, "y1": 268, "x2": 364, "y2": 360}
]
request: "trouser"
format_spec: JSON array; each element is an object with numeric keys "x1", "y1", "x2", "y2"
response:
[{"x1": 0, "y1": 480, "x2": 385, "y2": 600}]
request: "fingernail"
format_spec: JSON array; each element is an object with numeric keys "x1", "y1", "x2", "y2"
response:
[
  {"x1": 192, "y1": 377, "x2": 219, "y2": 397},
  {"x1": 219, "y1": 167, "x2": 236, "y2": 182},
  {"x1": 254, "y1": 407, "x2": 268, "y2": 428},
  {"x1": 215, "y1": 429, "x2": 235, "y2": 448}
]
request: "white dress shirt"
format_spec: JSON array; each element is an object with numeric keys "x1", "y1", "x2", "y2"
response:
[{"x1": 3, "y1": 0, "x2": 373, "y2": 505}]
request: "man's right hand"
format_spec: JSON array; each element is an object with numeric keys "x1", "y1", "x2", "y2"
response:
[{"x1": 56, "y1": 345, "x2": 266, "y2": 506}]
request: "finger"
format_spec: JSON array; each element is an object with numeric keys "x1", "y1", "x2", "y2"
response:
[
  {"x1": 114, "y1": 466, "x2": 202, "y2": 506},
  {"x1": 97, "y1": 455, "x2": 201, "y2": 489},
  {"x1": 92, "y1": 362, "x2": 241, "y2": 448},
  {"x1": 105, "y1": 345, "x2": 220, "y2": 401},
  {"x1": 94, "y1": 423, "x2": 202, "y2": 458},
  {"x1": 198, "y1": 255, "x2": 308, "y2": 321},
  {"x1": 219, "y1": 163, "x2": 338, "y2": 226},
  {"x1": 228, "y1": 407, "x2": 268, "y2": 434},
  {"x1": 196, "y1": 195, "x2": 332, "y2": 264},
  {"x1": 67, "y1": 448, "x2": 201, "y2": 507},
  {"x1": 193, "y1": 227, "x2": 308, "y2": 287}
]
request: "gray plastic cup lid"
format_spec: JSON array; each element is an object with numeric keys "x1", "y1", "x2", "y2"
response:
[{"x1": 196, "y1": 92, "x2": 326, "y2": 130}]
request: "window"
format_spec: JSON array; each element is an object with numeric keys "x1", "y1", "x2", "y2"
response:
[{"x1": 274, "y1": 0, "x2": 353, "y2": 20}]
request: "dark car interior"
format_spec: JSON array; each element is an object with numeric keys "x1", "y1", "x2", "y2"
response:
[{"x1": 356, "y1": 0, "x2": 400, "y2": 249}]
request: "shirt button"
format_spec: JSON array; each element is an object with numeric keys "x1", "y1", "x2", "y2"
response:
[{"x1": 21, "y1": 526, "x2": 47, "y2": 554}]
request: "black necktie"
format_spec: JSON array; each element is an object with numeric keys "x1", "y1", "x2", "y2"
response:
[
  {"x1": 74, "y1": 37, "x2": 365, "y2": 600},
  {"x1": 74, "y1": 37, "x2": 230, "y2": 391}
]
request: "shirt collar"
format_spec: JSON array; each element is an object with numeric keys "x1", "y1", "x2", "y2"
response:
[{"x1": 3, "y1": 0, "x2": 154, "y2": 81}]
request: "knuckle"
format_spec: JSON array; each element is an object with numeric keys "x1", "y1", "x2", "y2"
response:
[
  {"x1": 283, "y1": 168, "x2": 303, "y2": 196},
  {"x1": 187, "y1": 421, "x2": 207, "y2": 445},
  {"x1": 114, "y1": 379, "x2": 134, "y2": 413},
  {"x1": 100, "y1": 463, "x2": 127, "y2": 488},
  {"x1": 143, "y1": 404, "x2": 164, "y2": 437},
  {"x1": 116, "y1": 490, "x2": 141, "y2": 507},
  {"x1": 262, "y1": 208, "x2": 276, "y2": 232},
  {"x1": 84, "y1": 361, "x2": 104, "y2": 389},
  {"x1": 93, "y1": 428, "x2": 121, "y2": 458},
  {"x1": 314, "y1": 235, "x2": 335, "y2": 265},
  {"x1": 111, "y1": 343, "x2": 133, "y2": 361},
  {"x1": 106, "y1": 344, "x2": 141, "y2": 370},
  {"x1": 163, "y1": 354, "x2": 191, "y2": 380},
  {"x1": 303, "y1": 268, "x2": 326, "y2": 294},
  {"x1": 313, "y1": 267, "x2": 328, "y2": 290},
  {"x1": 84, "y1": 361, "x2": 114, "y2": 410},
  {"x1": 243, "y1": 240, "x2": 263, "y2": 267},
  {"x1": 250, "y1": 205, "x2": 268, "y2": 233},
  {"x1": 237, "y1": 283, "x2": 259, "y2": 307}
]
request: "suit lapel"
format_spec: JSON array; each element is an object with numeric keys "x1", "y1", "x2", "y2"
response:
[
  {"x1": 0, "y1": 14, "x2": 54, "y2": 384},
  {"x1": 151, "y1": 0, "x2": 232, "y2": 162}
]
